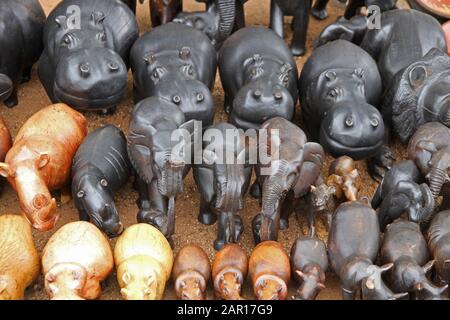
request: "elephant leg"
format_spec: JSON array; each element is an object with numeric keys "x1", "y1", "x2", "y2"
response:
[
  {"x1": 214, "y1": 211, "x2": 232, "y2": 251},
  {"x1": 135, "y1": 177, "x2": 151, "y2": 210},
  {"x1": 198, "y1": 197, "x2": 217, "y2": 225},
  {"x1": 234, "y1": 1, "x2": 246, "y2": 31},
  {"x1": 280, "y1": 200, "x2": 292, "y2": 230},
  {"x1": 291, "y1": 0, "x2": 311, "y2": 56},
  {"x1": 21, "y1": 66, "x2": 32, "y2": 83},
  {"x1": 137, "y1": 180, "x2": 168, "y2": 233},
  {"x1": 344, "y1": 0, "x2": 363, "y2": 19},
  {"x1": 342, "y1": 287, "x2": 356, "y2": 300},
  {"x1": 270, "y1": 1, "x2": 284, "y2": 39},
  {"x1": 312, "y1": 0, "x2": 329, "y2": 20},
  {"x1": 4, "y1": 90, "x2": 17, "y2": 108}
]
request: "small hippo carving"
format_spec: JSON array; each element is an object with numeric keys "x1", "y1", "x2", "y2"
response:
[
  {"x1": 251, "y1": 117, "x2": 325, "y2": 243},
  {"x1": 380, "y1": 220, "x2": 448, "y2": 300},
  {"x1": 194, "y1": 123, "x2": 253, "y2": 250},
  {"x1": 328, "y1": 201, "x2": 406, "y2": 300},
  {"x1": 131, "y1": 22, "x2": 217, "y2": 126},
  {"x1": 219, "y1": 27, "x2": 298, "y2": 130},
  {"x1": 0, "y1": 104, "x2": 88, "y2": 231},
  {"x1": 407, "y1": 122, "x2": 450, "y2": 204},
  {"x1": 72, "y1": 125, "x2": 131, "y2": 238},
  {"x1": 299, "y1": 40, "x2": 385, "y2": 161},
  {"x1": 174, "y1": 0, "x2": 246, "y2": 50},
  {"x1": 427, "y1": 210, "x2": 450, "y2": 287},
  {"x1": 127, "y1": 97, "x2": 197, "y2": 239},
  {"x1": 38, "y1": 0, "x2": 139, "y2": 114},
  {"x1": 0, "y1": 0, "x2": 45, "y2": 107},
  {"x1": 372, "y1": 160, "x2": 435, "y2": 231}
]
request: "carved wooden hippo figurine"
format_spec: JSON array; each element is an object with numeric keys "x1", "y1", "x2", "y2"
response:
[
  {"x1": 380, "y1": 220, "x2": 448, "y2": 300},
  {"x1": 0, "y1": 215, "x2": 40, "y2": 300},
  {"x1": 427, "y1": 210, "x2": 450, "y2": 288},
  {"x1": 372, "y1": 160, "x2": 434, "y2": 231},
  {"x1": 0, "y1": 118, "x2": 12, "y2": 165},
  {"x1": 407, "y1": 122, "x2": 450, "y2": 204},
  {"x1": 72, "y1": 125, "x2": 131, "y2": 238},
  {"x1": 219, "y1": 27, "x2": 298, "y2": 130},
  {"x1": 127, "y1": 97, "x2": 197, "y2": 239},
  {"x1": 328, "y1": 201, "x2": 404, "y2": 300},
  {"x1": 42, "y1": 221, "x2": 113, "y2": 300},
  {"x1": 290, "y1": 235, "x2": 328, "y2": 300},
  {"x1": 299, "y1": 39, "x2": 384, "y2": 161},
  {"x1": 38, "y1": 0, "x2": 139, "y2": 114},
  {"x1": 131, "y1": 22, "x2": 217, "y2": 126},
  {"x1": 174, "y1": 0, "x2": 246, "y2": 50},
  {"x1": 0, "y1": 0, "x2": 45, "y2": 108},
  {"x1": 194, "y1": 123, "x2": 252, "y2": 250},
  {"x1": 251, "y1": 117, "x2": 325, "y2": 243},
  {"x1": 0, "y1": 104, "x2": 87, "y2": 231}
]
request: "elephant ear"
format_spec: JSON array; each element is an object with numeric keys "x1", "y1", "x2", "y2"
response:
[
  {"x1": 217, "y1": 0, "x2": 236, "y2": 44},
  {"x1": 177, "y1": 119, "x2": 199, "y2": 164},
  {"x1": 127, "y1": 123, "x2": 157, "y2": 184},
  {"x1": 293, "y1": 142, "x2": 325, "y2": 198}
]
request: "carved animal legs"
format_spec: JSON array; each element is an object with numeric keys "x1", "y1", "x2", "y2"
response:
[
  {"x1": 198, "y1": 197, "x2": 217, "y2": 225},
  {"x1": 270, "y1": 0, "x2": 284, "y2": 39},
  {"x1": 367, "y1": 145, "x2": 396, "y2": 182},
  {"x1": 4, "y1": 90, "x2": 18, "y2": 108},
  {"x1": 234, "y1": 0, "x2": 246, "y2": 31},
  {"x1": 342, "y1": 287, "x2": 356, "y2": 300},
  {"x1": 21, "y1": 66, "x2": 32, "y2": 83},
  {"x1": 291, "y1": 1, "x2": 312, "y2": 56},
  {"x1": 215, "y1": 211, "x2": 244, "y2": 251},
  {"x1": 345, "y1": 0, "x2": 365, "y2": 19},
  {"x1": 312, "y1": 0, "x2": 330, "y2": 20}
]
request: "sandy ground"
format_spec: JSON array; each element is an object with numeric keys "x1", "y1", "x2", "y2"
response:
[{"x1": 0, "y1": 0, "x2": 408, "y2": 300}]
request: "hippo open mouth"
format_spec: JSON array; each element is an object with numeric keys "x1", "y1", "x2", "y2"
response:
[
  {"x1": 0, "y1": 74, "x2": 13, "y2": 102},
  {"x1": 320, "y1": 126, "x2": 384, "y2": 160}
]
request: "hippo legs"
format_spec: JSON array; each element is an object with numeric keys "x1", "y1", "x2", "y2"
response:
[
  {"x1": 291, "y1": 0, "x2": 312, "y2": 56},
  {"x1": 98, "y1": 106, "x2": 117, "y2": 116},
  {"x1": 312, "y1": 0, "x2": 330, "y2": 20},
  {"x1": 367, "y1": 145, "x2": 396, "y2": 182}
]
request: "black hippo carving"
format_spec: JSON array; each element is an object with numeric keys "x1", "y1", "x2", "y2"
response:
[
  {"x1": 130, "y1": 22, "x2": 217, "y2": 126},
  {"x1": 38, "y1": 0, "x2": 139, "y2": 114}
]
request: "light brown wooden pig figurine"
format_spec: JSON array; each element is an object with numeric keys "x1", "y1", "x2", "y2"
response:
[
  {"x1": 172, "y1": 245, "x2": 211, "y2": 300},
  {"x1": 212, "y1": 243, "x2": 248, "y2": 300},
  {"x1": 249, "y1": 241, "x2": 290, "y2": 300},
  {"x1": 0, "y1": 104, "x2": 87, "y2": 231},
  {"x1": 114, "y1": 224, "x2": 173, "y2": 300},
  {"x1": 0, "y1": 214, "x2": 39, "y2": 300},
  {"x1": 42, "y1": 221, "x2": 113, "y2": 300}
]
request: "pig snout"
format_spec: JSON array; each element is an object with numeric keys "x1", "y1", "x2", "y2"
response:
[
  {"x1": 320, "y1": 103, "x2": 384, "y2": 160},
  {"x1": 54, "y1": 47, "x2": 127, "y2": 110}
]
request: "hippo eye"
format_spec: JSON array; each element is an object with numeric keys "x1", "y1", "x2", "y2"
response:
[
  {"x1": 345, "y1": 116, "x2": 354, "y2": 127},
  {"x1": 97, "y1": 32, "x2": 107, "y2": 42},
  {"x1": 196, "y1": 93, "x2": 204, "y2": 102},
  {"x1": 172, "y1": 95, "x2": 181, "y2": 104},
  {"x1": 79, "y1": 64, "x2": 90, "y2": 78},
  {"x1": 274, "y1": 91, "x2": 283, "y2": 100},
  {"x1": 77, "y1": 190, "x2": 85, "y2": 198},
  {"x1": 328, "y1": 88, "x2": 338, "y2": 99},
  {"x1": 370, "y1": 118, "x2": 379, "y2": 127},
  {"x1": 62, "y1": 34, "x2": 73, "y2": 47},
  {"x1": 100, "y1": 179, "x2": 108, "y2": 187}
]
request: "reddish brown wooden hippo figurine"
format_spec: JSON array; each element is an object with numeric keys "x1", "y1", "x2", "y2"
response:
[
  {"x1": 0, "y1": 104, "x2": 87, "y2": 231},
  {"x1": 0, "y1": 118, "x2": 11, "y2": 165}
]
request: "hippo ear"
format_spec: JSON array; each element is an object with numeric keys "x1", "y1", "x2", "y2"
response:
[
  {"x1": 37, "y1": 153, "x2": 50, "y2": 169},
  {"x1": 422, "y1": 260, "x2": 435, "y2": 274},
  {"x1": 91, "y1": 12, "x2": 106, "y2": 25},
  {"x1": 409, "y1": 65, "x2": 427, "y2": 89},
  {"x1": 380, "y1": 263, "x2": 394, "y2": 273},
  {"x1": 55, "y1": 15, "x2": 68, "y2": 29},
  {"x1": 0, "y1": 163, "x2": 13, "y2": 178}
]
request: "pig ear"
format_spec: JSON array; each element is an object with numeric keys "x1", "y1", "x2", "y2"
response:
[
  {"x1": 0, "y1": 163, "x2": 13, "y2": 178},
  {"x1": 409, "y1": 65, "x2": 427, "y2": 89},
  {"x1": 37, "y1": 153, "x2": 50, "y2": 169},
  {"x1": 422, "y1": 260, "x2": 435, "y2": 274}
]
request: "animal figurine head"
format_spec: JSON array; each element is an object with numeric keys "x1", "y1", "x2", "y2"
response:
[
  {"x1": 384, "y1": 49, "x2": 450, "y2": 143},
  {"x1": 212, "y1": 244, "x2": 248, "y2": 300},
  {"x1": 114, "y1": 224, "x2": 173, "y2": 300},
  {"x1": 48, "y1": 12, "x2": 128, "y2": 110},
  {"x1": 327, "y1": 156, "x2": 361, "y2": 201},
  {"x1": 249, "y1": 241, "x2": 290, "y2": 300},
  {"x1": 42, "y1": 221, "x2": 114, "y2": 300},
  {"x1": 172, "y1": 245, "x2": 211, "y2": 300},
  {"x1": 408, "y1": 122, "x2": 450, "y2": 200},
  {"x1": 309, "y1": 184, "x2": 336, "y2": 212}
]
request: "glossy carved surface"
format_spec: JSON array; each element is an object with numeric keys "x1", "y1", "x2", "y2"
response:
[
  {"x1": 72, "y1": 125, "x2": 130, "y2": 238},
  {"x1": 172, "y1": 245, "x2": 211, "y2": 300},
  {"x1": 0, "y1": 104, "x2": 87, "y2": 231},
  {"x1": 114, "y1": 224, "x2": 174, "y2": 300},
  {"x1": 0, "y1": 215, "x2": 40, "y2": 300},
  {"x1": 427, "y1": 210, "x2": 450, "y2": 286},
  {"x1": 0, "y1": 0, "x2": 45, "y2": 108},
  {"x1": 42, "y1": 221, "x2": 114, "y2": 300},
  {"x1": 38, "y1": 0, "x2": 138, "y2": 112}
]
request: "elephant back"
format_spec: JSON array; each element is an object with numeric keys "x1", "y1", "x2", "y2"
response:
[
  {"x1": 328, "y1": 201, "x2": 380, "y2": 274},
  {"x1": 45, "y1": 0, "x2": 138, "y2": 61},
  {"x1": 381, "y1": 220, "x2": 429, "y2": 266}
]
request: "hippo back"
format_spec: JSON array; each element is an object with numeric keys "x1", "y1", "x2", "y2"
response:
[
  {"x1": 291, "y1": 236, "x2": 328, "y2": 272},
  {"x1": 427, "y1": 211, "x2": 450, "y2": 254},
  {"x1": 219, "y1": 26, "x2": 298, "y2": 99},
  {"x1": 328, "y1": 201, "x2": 380, "y2": 274},
  {"x1": 381, "y1": 220, "x2": 430, "y2": 266},
  {"x1": 72, "y1": 125, "x2": 130, "y2": 190},
  {"x1": 44, "y1": 0, "x2": 138, "y2": 62},
  {"x1": 130, "y1": 23, "x2": 217, "y2": 88}
]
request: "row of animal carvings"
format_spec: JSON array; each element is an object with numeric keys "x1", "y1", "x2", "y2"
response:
[{"x1": 2, "y1": 208, "x2": 449, "y2": 300}]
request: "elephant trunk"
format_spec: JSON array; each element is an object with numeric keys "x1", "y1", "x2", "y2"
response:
[
  {"x1": 158, "y1": 160, "x2": 184, "y2": 198},
  {"x1": 412, "y1": 184, "x2": 435, "y2": 223},
  {"x1": 428, "y1": 166, "x2": 448, "y2": 199},
  {"x1": 215, "y1": 164, "x2": 243, "y2": 212}
]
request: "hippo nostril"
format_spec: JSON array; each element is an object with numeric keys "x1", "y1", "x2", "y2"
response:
[
  {"x1": 345, "y1": 116, "x2": 354, "y2": 128},
  {"x1": 79, "y1": 63, "x2": 90, "y2": 78},
  {"x1": 370, "y1": 118, "x2": 379, "y2": 128},
  {"x1": 172, "y1": 95, "x2": 181, "y2": 104},
  {"x1": 253, "y1": 90, "x2": 262, "y2": 99},
  {"x1": 196, "y1": 93, "x2": 204, "y2": 102},
  {"x1": 108, "y1": 62, "x2": 119, "y2": 72},
  {"x1": 274, "y1": 91, "x2": 283, "y2": 100}
]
